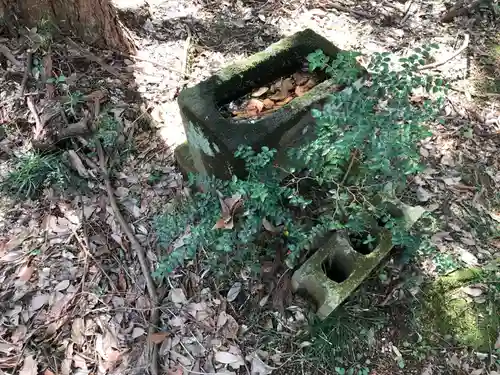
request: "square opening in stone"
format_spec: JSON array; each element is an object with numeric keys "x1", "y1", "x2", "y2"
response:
[
  {"x1": 348, "y1": 230, "x2": 380, "y2": 255},
  {"x1": 217, "y1": 62, "x2": 329, "y2": 120},
  {"x1": 321, "y1": 252, "x2": 354, "y2": 283}
]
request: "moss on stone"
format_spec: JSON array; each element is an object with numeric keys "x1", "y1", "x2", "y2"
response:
[{"x1": 418, "y1": 267, "x2": 499, "y2": 351}]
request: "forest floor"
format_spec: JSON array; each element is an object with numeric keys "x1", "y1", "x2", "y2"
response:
[{"x1": 0, "y1": 0, "x2": 499, "y2": 375}]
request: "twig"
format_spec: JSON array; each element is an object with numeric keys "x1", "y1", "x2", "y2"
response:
[
  {"x1": 320, "y1": 3, "x2": 375, "y2": 19},
  {"x1": 72, "y1": 228, "x2": 119, "y2": 293},
  {"x1": 66, "y1": 38, "x2": 125, "y2": 80},
  {"x1": 400, "y1": 0, "x2": 416, "y2": 24},
  {"x1": 18, "y1": 50, "x2": 33, "y2": 98},
  {"x1": 0, "y1": 43, "x2": 22, "y2": 67},
  {"x1": 181, "y1": 25, "x2": 192, "y2": 82},
  {"x1": 92, "y1": 100, "x2": 159, "y2": 375},
  {"x1": 418, "y1": 34, "x2": 470, "y2": 71},
  {"x1": 26, "y1": 97, "x2": 44, "y2": 139},
  {"x1": 341, "y1": 150, "x2": 358, "y2": 186}
]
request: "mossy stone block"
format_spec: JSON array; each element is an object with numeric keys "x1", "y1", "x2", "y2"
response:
[
  {"x1": 292, "y1": 230, "x2": 393, "y2": 319},
  {"x1": 176, "y1": 28, "x2": 343, "y2": 180},
  {"x1": 418, "y1": 266, "x2": 500, "y2": 351}
]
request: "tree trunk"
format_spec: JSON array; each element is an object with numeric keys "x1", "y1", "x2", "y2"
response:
[{"x1": 0, "y1": 0, "x2": 134, "y2": 53}]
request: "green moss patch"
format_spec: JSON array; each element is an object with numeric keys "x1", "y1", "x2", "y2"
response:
[{"x1": 417, "y1": 267, "x2": 500, "y2": 351}]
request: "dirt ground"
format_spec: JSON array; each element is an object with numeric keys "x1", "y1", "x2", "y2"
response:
[{"x1": 0, "y1": 0, "x2": 499, "y2": 375}]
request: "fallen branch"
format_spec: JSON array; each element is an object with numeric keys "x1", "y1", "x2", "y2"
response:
[
  {"x1": 26, "y1": 97, "x2": 44, "y2": 139},
  {"x1": 32, "y1": 118, "x2": 92, "y2": 151},
  {"x1": 18, "y1": 50, "x2": 33, "y2": 98},
  {"x1": 92, "y1": 100, "x2": 159, "y2": 375},
  {"x1": 181, "y1": 25, "x2": 192, "y2": 82},
  {"x1": 0, "y1": 43, "x2": 22, "y2": 67},
  {"x1": 418, "y1": 33, "x2": 470, "y2": 71}
]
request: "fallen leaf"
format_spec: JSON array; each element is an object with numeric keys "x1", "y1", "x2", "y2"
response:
[
  {"x1": 462, "y1": 287, "x2": 483, "y2": 297},
  {"x1": 227, "y1": 282, "x2": 242, "y2": 302},
  {"x1": 495, "y1": 331, "x2": 500, "y2": 349},
  {"x1": 215, "y1": 351, "x2": 244, "y2": 367},
  {"x1": 169, "y1": 288, "x2": 187, "y2": 304},
  {"x1": 221, "y1": 314, "x2": 239, "y2": 339},
  {"x1": 0, "y1": 343, "x2": 14, "y2": 354},
  {"x1": 419, "y1": 147, "x2": 429, "y2": 157},
  {"x1": 262, "y1": 98, "x2": 274, "y2": 109},
  {"x1": 72, "y1": 353, "x2": 87, "y2": 369},
  {"x1": 43, "y1": 369, "x2": 56, "y2": 375},
  {"x1": 292, "y1": 72, "x2": 309, "y2": 86},
  {"x1": 19, "y1": 355, "x2": 37, "y2": 375},
  {"x1": 440, "y1": 154, "x2": 455, "y2": 166},
  {"x1": 11, "y1": 325, "x2": 27, "y2": 343},
  {"x1": 458, "y1": 247, "x2": 478, "y2": 266},
  {"x1": 149, "y1": 331, "x2": 169, "y2": 344},
  {"x1": 246, "y1": 352, "x2": 275, "y2": 375},
  {"x1": 18, "y1": 264, "x2": 34, "y2": 281},
  {"x1": 251, "y1": 87, "x2": 269, "y2": 97},
  {"x1": 1, "y1": 250, "x2": 24, "y2": 263},
  {"x1": 31, "y1": 294, "x2": 48, "y2": 310},
  {"x1": 246, "y1": 99, "x2": 264, "y2": 114},
  {"x1": 416, "y1": 186, "x2": 432, "y2": 202},
  {"x1": 217, "y1": 311, "x2": 228, "y2": 329},
  {"x1": 67, "y1": 150, "x2": 89, "y2": 178},
  {"x1": 54, "y1": 280, "x2": 70, "y2": 291},
  {"x1": 295, "y1": 85, "x2": 309, "y2": 97},
  {"x1": 105, "y1": 349, "x2": 121, "y2": 364},
  {"x1": 132, "y1": 327, "x2": 145, "y2": 339},
  {"x1": 461, "y1": 237, "x2": 476, "y2": 246},
  {"x1": 276, "y1": 96, "x2": 294, "y2": 106},
  {"x1": 71, "y1": 318, "x2": 85, "y2": 346}
]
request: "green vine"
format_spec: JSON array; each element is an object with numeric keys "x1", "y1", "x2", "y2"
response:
[{"x1": 154, "y1": 45, "x2": 447, "y2": 279}]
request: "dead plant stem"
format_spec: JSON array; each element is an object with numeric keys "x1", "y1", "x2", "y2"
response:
[
  {"x1": 418, "y1": 34, "x2": 470, "y2": 71},
  {"x1": 18, "y1": 50, "x2": 33, "y2": 97}
]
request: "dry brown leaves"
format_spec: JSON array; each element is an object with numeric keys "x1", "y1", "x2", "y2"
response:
[
  {"x1": 230, "y1": 72, "x2": 319, "y2": 119},
  {"x1": 411, "y1": 93, "x2": 500, "y2": 274}
]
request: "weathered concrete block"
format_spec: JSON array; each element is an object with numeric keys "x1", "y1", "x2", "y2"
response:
[
  {"x1": 176, "y1": 29, "x2": 344, "y2": 180},
  {"x1": 291, "y1": 230, "x2": 393, "y2": 319}
]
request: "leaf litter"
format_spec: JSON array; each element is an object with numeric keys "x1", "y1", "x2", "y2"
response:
[{"x1": 222, "y1": 70, "x2": 325, "y2": 119}]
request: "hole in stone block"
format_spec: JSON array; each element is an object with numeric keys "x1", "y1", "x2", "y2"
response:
[
  {"x1": 321, "y1": 253, "x2": 353, "y2": 283},
  {"x1": 348, "y1": 231, "x2": 380, "y2": 255}
]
